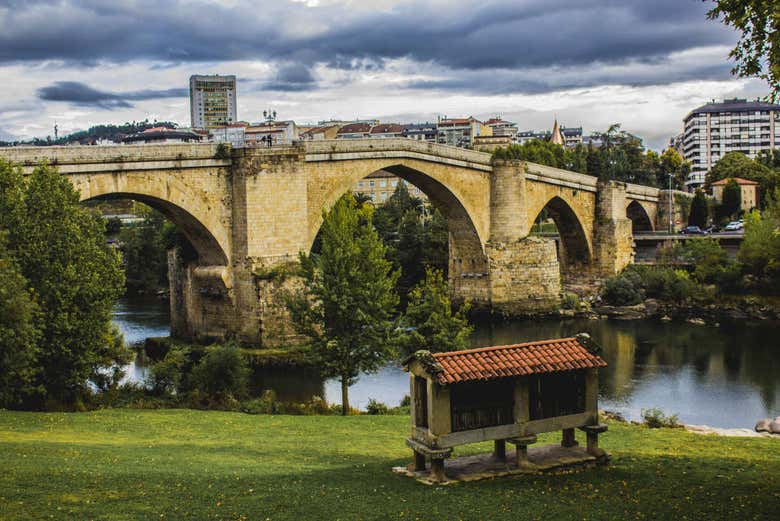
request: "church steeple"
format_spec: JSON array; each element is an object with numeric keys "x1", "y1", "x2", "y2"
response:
[{"x1": 550, "y1": 118, "x2": 565, "y2": 146}]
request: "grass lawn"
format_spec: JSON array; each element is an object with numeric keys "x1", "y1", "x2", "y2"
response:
[{"x1": 0, "y1": 409, "x2": 778, "y2": 520}]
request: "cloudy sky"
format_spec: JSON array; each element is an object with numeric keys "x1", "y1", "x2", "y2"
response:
[{"x1": 0, "y1": 0, "x2": 769, "y2": 148}]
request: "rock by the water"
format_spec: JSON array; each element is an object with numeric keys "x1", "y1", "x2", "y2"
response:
[
  {"x1": 660, "y1": 315, "x2": 672, "y2": 322},
  {"x1": 755, "y1": 419, "x2": 771, "y2": 432},
  {"x1": 686, "y1": 317, "x2": 706, "y2": 326},
  {"x1": 770, "y1": 419, "x2": 780, "y2": 434}
]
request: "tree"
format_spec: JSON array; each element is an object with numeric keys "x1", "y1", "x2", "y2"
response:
[
  {"x1": 707, "y1": 1, "x2": 780, "y2": 102},
  {"x1": 398, "y1": 268, "x2": 473, "y2": 356},
  {"x1": 0, "y1": 160, "x2": 127, "y2": 407},
  {"x1": 491, "y1": 140, "x2": 586, "y2": 174},
  {"x1": 658, "y1": 148, "x2": 690, "y2": 190},
  {"x1": 738, "y1": 190, "x2": 780, "y2": 290},
  {"x1": 721, "y1": 179, "x2": 742, "y2": 218},
  {"x1": 0, "y1": 234, "x2": 41, "y2": 409},
  {"x1": 688, "y1": 189, "x2": 709, "y2": 227},
  {"x1": 707, "y1": 152, "x2": 771, "y2": 187},
  {"x1": 286, "y1": 194, "x2": 399, "y2": 415}
]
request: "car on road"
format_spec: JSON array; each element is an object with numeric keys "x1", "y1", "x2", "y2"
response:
[
  {"x1": 703, "y1": 225, "x2": 720, "y2": 234},
  {"x1": 680, "y1": 226, "x2": 706, "y2": 235},
  {"x1": 724, "y1": 221, "x2": 743, "y2": 232}
]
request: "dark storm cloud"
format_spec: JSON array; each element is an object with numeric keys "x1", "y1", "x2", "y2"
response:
[
  {"x1": 260, "y1": 63, "x2": 318, "y2": 91},
  {"x1": 37, "y1": 81, "x2": 187, "y2": 109},
  {"x1": 2, "y1": 0, "x2": 737, "y2": 94}
]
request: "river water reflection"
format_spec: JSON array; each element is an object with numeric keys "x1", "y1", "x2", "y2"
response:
[{"x1": 114, "y1": 297, "x2": 780, "y2": 428}]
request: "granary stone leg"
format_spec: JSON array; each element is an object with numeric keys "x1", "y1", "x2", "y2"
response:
[
  {"x1": 508, "y1": 435, "x2": 537, "y2": 469},
  {"x1": 515, "y1": 444, "x2": 528, "y2": 466},
  {"x1": 562, "y1": 428, "x2": 579, "y2": 447},
  {"x1": 578, "y1": 424, "x2": 608, "y2": 460},
  {"x1": 413, "y1": 450, "x2": 426, "y2": 472},
  {"x1": 493, "y1": 440, "x2": 506, "y2": 461},
  {"x1": 586, "y1": 432, "x2": 601, "y2": 456},
  {"x1": 430, "y1": 458, "x2": 446, "y2": 483}
]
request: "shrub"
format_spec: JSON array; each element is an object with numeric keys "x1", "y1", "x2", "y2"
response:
[
  {"x1": 633, "y1": 266, "x2": 697, "y2": 301},
  {"x1": 241, "y1": 390, "x2": 280, "y2": 415},
  {"x1": 365, "y1": 398, "x2": 389, "y2": 415},
  {"x1": 399, "y1": 394, "x2": 411, "y2": 407},
  {"x1": 562, "y1": 292, "x2": 579, "y2": 310},
  {"x1": 148, "y1": 347, "x2": 189, "y2": 396},
  {"x1": 601, "y1": 270, "x2": 644, "y2": 305},
  {"x1": 189, "y1": 343, "x2": 249, "y2": 401},
  {"x1": 641, "y1": 408, "x2": 681, "y2": 429}
]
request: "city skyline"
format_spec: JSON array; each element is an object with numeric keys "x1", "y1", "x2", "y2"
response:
[{"x1": 0, "y1": 0, "x2": 771, "y2": 149}]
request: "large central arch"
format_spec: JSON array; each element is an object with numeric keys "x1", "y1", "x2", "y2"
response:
[{"x1": 306, "y1": 159, "x2": 490, "y2": 304}]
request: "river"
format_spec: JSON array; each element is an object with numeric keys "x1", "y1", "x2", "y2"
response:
[{"x1": 113, "y1": 297, "x2": 780, "y2": 429}]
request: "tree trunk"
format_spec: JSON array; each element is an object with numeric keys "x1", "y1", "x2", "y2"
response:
[{"x1": 341, "y1": 376, "x2": 349, "y2": 416}]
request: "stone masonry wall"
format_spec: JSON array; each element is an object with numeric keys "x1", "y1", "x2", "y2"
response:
[{"x1": 486, "y1": 237, "x2": 562, "y2": 315}]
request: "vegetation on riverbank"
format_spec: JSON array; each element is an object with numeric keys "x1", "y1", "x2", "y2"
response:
[
  {"x1": 0, "y1": 409, "x2": 778, "y2": 520},
  {"x1": 600, "y1": 191, "x2": 780, "y2": 316}
]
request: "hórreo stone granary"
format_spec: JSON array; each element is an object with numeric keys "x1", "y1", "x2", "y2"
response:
[{"x1": 402, "y1": 333, "x2": 609, "y2": 482}]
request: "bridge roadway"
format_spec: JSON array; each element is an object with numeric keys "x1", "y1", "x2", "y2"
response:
[{"x1": 0, "y1": 140, "x2": 690, "y2": 346}]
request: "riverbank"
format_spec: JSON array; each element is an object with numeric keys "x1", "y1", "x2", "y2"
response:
[
  {"x1": 570, "y1": 294, "x2": 780, "y2": 323},
  {"x1": 0, "y1": 409, "x2": 777, "y2": 520}
]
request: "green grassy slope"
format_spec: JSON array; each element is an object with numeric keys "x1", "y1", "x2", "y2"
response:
[{"x1": 0, "y1": 409, "x2": 778, "y2": 520}]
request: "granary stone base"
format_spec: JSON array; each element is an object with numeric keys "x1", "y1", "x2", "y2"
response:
[{"x1": 392, "y1": 444, "x2": 610, "y2": 485}]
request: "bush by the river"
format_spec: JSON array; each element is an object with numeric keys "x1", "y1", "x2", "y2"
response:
[
  {"x1": 641, "y1": 408, "x2": 682, "y2": 429},
  {"x1": 601, "y1": 265, "x2": 704, "y2": 306}
]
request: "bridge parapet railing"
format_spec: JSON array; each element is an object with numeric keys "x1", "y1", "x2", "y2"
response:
[
  {"x1": 300, "y1": 138, "x2": 493, "y2": 166},
  {"x1": 523, "y1": 161, "x2": 598, "y2": 192},
  {"x1": 0, "y1": 143, "x2": 223, "y2": 167}
]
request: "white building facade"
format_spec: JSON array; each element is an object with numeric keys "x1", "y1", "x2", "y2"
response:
[{"x1": 682, "y1": 98, "x2": 780, "y2": 189}]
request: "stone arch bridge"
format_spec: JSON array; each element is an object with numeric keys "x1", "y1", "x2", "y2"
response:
[{"x1": 1, "y1": 140, "x2": 686, "y2": 346}]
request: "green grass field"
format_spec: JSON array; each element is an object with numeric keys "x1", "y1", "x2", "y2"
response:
[{"x1": 0, "y1": 409, "x2": 778, "y2": 520}]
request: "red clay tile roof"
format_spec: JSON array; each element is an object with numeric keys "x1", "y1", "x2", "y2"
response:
[
  {"x1": 711, "y1": 177, "x2": 759, "y2": 186},
  {"x1": 416, "y1": 337, "x2": 607, "y2": 384},
  {"x1": 337, "y1": 123, "x2": 372, "y2": 134},
  {"x1": 370, "y1": 124, "x2": 404, "y2": 134}
]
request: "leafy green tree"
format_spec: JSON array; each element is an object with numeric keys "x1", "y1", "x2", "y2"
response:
[
  {"x1": 373, "y1": 182, "x2": 448, "y2": 302},
  {"x1": 738, "y1": 190, "x2": 780, "y2": 290},
  {"x1": 585, "y1": 144, "x2": 604, "y2": 178},
  {"x1": 721, "y1": 179, "x2": 742, "y2": 218},
  {"x1": 398, "y1": 268, "x2": 472, "y2": 356},
  {"x1": 658, "y1": 148, "x2": 691, "y2": 189},
  {"x1": 286, "y1": 194, "x2": 399, "y2": 415},
  {"x1": 688, "y1": 189, "x2": 709, "y2": 227},
  {"x1": 0, "y1": 234, "x2": 41, "y2": 409},
  {"x1": 491, "y1": 140, "x2": 586, "y2": 173},
  {"x1": 707, "y1": 1, "x2": 780, "y2": 101},
  {"x1": 0, "y1": 160, "x2": 126, "y2": 407},
  {"x1": 681, "y1": 239, "x2": 733, "y2": 284},
  {"x1": 707, "y1": 152, "x2": 771, "y2": 187},
  {"x1": 190, "y1": 343, "x2": 250, "y2": 401}
]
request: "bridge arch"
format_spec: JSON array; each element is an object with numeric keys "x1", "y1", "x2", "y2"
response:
[
  {"x1": 528, "y1": 195, "x2": 592, "y2": 270},
  {"x1": 74, "y1": 173, "x2": 230, "y2": 265},
  {"x1": 626, "y1": 200, "x2": 654, "y2": 233},
  {"x1": 306, "y1": 159, "x2": 490, "y2": 303}
]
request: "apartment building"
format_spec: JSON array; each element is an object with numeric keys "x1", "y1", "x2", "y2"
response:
[
  {"x1": 189, "y1": 75, "x2": 237, "y2": 129},
  {"x1": 484, "y1": 117, "x2": 518, "y2": 140},
  {"x1": 352, "y1": 171, "x2": 425, "y2": 204},
  {"x1": 681, "y1": 98, "x2": 780, "y2": 189},
  {"x1": 437, "y1": 117, "x2": 492, "y2": 147}
]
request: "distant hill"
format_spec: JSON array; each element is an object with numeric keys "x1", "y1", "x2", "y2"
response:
[{"x1": 0, "y1": 120, "x2": 179, "y2": 147}]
